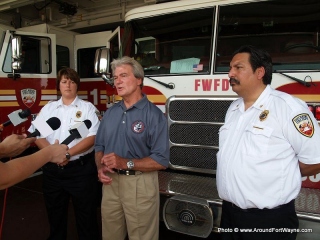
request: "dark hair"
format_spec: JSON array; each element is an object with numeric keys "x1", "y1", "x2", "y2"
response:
[
  {"x1": 111, "y1": 56, "x2": 144, "y2": 89},
  {"x1": 232, "y1": 45, "x2": 273, "y2": 85},
  {"x1": 56, "y1": 67, "x2": 80, "y2": 91}
]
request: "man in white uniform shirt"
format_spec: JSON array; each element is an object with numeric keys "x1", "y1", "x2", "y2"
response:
[
  {"x1": 28, "y1": 68, "x2": 100, "y2": 240},
  {"x1": 217, "y1": 45, "x2": 320, "y2": 240}
]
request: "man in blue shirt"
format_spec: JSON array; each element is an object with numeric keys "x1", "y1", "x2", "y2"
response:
[{"x1": 95, "y1": 56, "x2": 169, "y2": 240}]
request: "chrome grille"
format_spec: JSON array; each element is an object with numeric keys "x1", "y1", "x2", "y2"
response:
[
  {"x1": 166, "y1": 96, "x2": 235, "y2": 174},
  {"x1": 170, "y1": 124, "x2": 220, "y2": 146},
  {"x1": 170, "y1": 146, "x2": 217, "y2": 171},
  {"x1": 168, "y1": 99, "x2": 232, "y2": 122}
]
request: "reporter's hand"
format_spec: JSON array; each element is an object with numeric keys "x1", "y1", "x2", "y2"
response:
[
  {"x1": 47, "y1": 140, "x2": 69, "y2": 164},
  {"x1": 0, "y1": 134, "x2": 36, "y2": 158}
]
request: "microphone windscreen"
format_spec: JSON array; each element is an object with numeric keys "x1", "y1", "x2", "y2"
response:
[
  {"x1": 18, "y1": 109, "x2": 31, "y2": 119},
  {"x1": 46, "y1": 117, "x2": 61, "y2": 130},
  {"x1": 83, "y1": 119, "x2": 92, "y2": 129}
]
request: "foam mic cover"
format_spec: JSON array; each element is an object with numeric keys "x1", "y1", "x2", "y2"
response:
[
  {"x1": 28, "y1": 117, "x2": 61, "y2": 138},
  {"x1": 83, "y1": 119, "x2": 92, "y2": 129},
  {"x1": 18, "y1": 109, "x2": 31, "y2": 119},
  {"x1": 2, "y1": 109, "x2": 31, "y2": 127},
  {"x1": 61, "y1": 120, "x2": 92, "y2": 145}
]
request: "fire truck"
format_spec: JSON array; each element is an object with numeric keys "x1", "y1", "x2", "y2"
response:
[
  {"x1": 94, "y1": 0, "x2": 320, "y2": 239},
  {"x1": 0, "y1": 23, "x2": 119, "y2": 141},
  {"x1": 1, "y1": 0, "x2": 320, "y2": 239}
]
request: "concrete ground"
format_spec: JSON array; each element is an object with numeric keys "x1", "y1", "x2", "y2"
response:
[{"x1": 0, "y1": 173, "x2": 219, "y2": 240}]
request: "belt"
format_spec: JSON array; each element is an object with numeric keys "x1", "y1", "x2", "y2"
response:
[
  {"x1": 224, "y1": 200, "x2": 295, "y2": 212},
  {"x1": 113, "y1": 169, "x2": 142, "y2": 176}
]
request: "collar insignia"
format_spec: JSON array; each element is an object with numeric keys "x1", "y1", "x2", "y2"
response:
[{"x1": 292, "y1": 114, "x2": 314, "y2": 138}]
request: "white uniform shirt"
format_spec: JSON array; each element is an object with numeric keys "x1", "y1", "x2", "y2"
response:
[
  {"x1": 28, "y1": 96, "x2": 100, "y2": 161},
  {"x1": 217, "y1": 85, "x2": 320, "y2": 209}
]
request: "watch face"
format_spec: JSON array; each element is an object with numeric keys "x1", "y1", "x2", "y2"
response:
[
  {"x1": 127, "y1": 160, "x2": 134, "y2": 169},
  {"x1": 66, "y1": 153, "x2": 71, "y2": 160}
]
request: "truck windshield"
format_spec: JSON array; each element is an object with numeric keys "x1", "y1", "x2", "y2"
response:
[
  {"x1": 122, "y1": 7, "x2": 214, "y2": 76},
  {"x1": 122, "y1": 0, "x2": 320, "y2": 75},
  {"x1": 216, "y1": 0, "x2": 320, "y2": 72}
]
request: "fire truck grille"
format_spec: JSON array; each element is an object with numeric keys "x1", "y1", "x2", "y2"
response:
[
  {"x1": 170, "y1": 146, "x2": 217, "y2": 171},
  {"x1": 168, "y1": 99, "x2": 232, "y2": 122},
  {"x1": 166, "y1": 97, "x2": 235, "y2": 174},
  {"x1": 170, "y1": 124, "x2": 220, "y2": 146}
]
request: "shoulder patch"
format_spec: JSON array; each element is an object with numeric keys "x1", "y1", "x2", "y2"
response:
[
  {"x1": 95, "y1": 110, "x2": 102, "y2": 120},
  {"x1": 292, "y1": 113, "x2": 314, "y2": 138}
]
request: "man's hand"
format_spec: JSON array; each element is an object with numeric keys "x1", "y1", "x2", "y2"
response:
[
  {"x1": 101, "y1": 152, "x2": 127, "y2": 170},
  {"x1": 0, "y1": 134, "x2": 36, "y2": 158},
  {"x1": 97, "y1": 165, "x2": 113, "y2": 185},
  {"x1": 96, "y1": 151, "x2": 114, "y2": 185}
]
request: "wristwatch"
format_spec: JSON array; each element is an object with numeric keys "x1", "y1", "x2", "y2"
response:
[
  {"x1": 127, "y1": 159, "x2": 134, "y2": 170},
  {"x1": 66, "y1": 152, "x2": 71, "y2": 160}
]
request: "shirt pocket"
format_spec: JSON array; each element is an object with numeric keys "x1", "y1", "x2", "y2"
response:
[
  {"x1": 218, "y1": 122, "x2": 233, "y2": 148},
  {"x1": 244, "y1": 123, "x2": 273, "y2": 157}
]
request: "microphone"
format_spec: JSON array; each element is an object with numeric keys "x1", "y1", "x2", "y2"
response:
[
  {"x1": 0, "y1": 109, "x2": 31, "y2": 127},
  {"x1": 61, "y1": 120, "x2": 92, "y2": 145},
  {"x1": 28, "y1": 117, "x2": 61, "y2": 138}
]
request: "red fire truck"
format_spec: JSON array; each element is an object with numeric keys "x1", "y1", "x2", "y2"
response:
[
  {"x1": 1, "y1": 0, "x2": 320, "y2": 239},
  {"x1": 94, "y1": 0, "x2": 320, "y2": 239},
  {"x1": 0, "y1": 23, "x2": 118, "y2": 141}
]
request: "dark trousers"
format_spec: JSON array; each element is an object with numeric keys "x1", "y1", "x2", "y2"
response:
[
  {"x1": 42, "y1": 154, "x2": 100, "y2": 240},
  {"x1": 220, "y1": 200, "x2": 299, "y2": 240}
]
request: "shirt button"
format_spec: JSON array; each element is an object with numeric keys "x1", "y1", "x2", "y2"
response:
[
  {"x1": 124, "y1": 111, "x2": 126, "y2": 114},
  {"x1": 122, "y1": 121, "x2": 125, "y2": 124}
]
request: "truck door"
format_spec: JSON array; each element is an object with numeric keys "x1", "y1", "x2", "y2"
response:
[
  {"x1": 0, "y1": 30, "x2": 56, "y2": 139},
  {"x1": 75, "y1": 27, "x2": 121, "y2": 113},
  {"x1": 104, "y1": 26, "x2": 121, "y2": 108},
  {"x1": 75, "y1": 30, "x2": 114, "y2": 114}
]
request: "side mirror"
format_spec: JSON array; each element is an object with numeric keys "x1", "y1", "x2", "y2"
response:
[
  {"x1": 94, "y1": 47, "x2": 113, "y2": 86},
  {"x1": 94, "y1": 47, "x2": 110, "y2": 75},
  {"x1": 11, "y1": 36, "x2": 22, "y2": 70}
]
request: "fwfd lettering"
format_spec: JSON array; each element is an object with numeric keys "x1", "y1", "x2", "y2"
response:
[
  {"x1": 195, "y1": 79, "x2": 229, "y2": 91},
  {"x1": 21, "y1": 89, "x2": 36, "y2": 95}
]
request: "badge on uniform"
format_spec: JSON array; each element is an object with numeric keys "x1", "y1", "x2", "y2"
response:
[
  {"x1": 259, "y1": 110, "x2": 269, "y2": 121},
  {"x1": 292, "y1": 113, "x2": 314, "y2": 138},
  {"x1": 131, "y1": 120, "x2": 145, "y2": 134},
  {"x1": 76, "y1": 111, "x2": 82, "y2": 118}
]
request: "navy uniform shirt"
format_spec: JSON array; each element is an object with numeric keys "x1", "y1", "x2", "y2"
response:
[{"x1": 95, "y1": 94, "x2": 169, "y2": 167}]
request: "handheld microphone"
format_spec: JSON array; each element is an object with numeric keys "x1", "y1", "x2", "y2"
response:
[
  {"x1": 61, "y1": 120, "x2": 92, "y2": 145},
  {"x1": 27, "y1": 117, "x2": 61, "y2": 138},
  {"x1": 0, "y1": 109, "x2": 31, "y2": 127}
]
